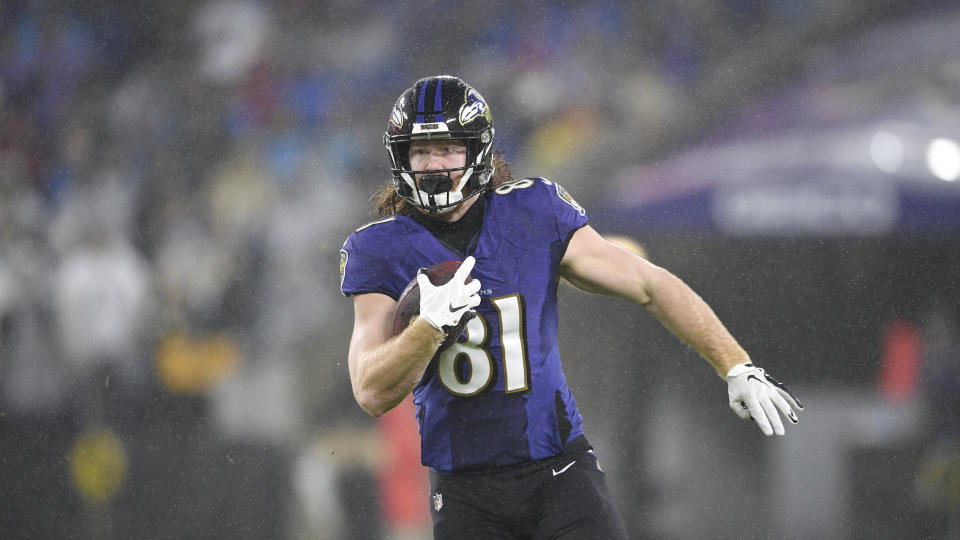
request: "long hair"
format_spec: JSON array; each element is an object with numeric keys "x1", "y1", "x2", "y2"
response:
[{"x1": 373, "y1": 150, "x2": 514, "y2": 217}]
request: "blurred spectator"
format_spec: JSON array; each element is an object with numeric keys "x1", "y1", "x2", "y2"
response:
[
  {"x1": 52, "y1": 225, "x2": 153, "y2": 388},
  {"x1": 193, "y1": 0, "x2": 273, "y2": 85}
]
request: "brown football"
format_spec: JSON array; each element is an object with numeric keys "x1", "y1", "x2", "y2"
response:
[{"x1": 392, "y1": 260, "x2": 472, "y2": 353}]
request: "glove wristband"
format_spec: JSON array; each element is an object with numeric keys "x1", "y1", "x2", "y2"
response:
[
  {"x1": 725, "y1": 362, "x2": 756, "y2": 379},
  {"x1": 418, "y1": 314, "x2": 446, "y2": 333}
]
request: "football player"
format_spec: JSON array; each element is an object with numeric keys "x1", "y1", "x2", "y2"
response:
[{"x1": 340, "y1": 75, "x2": 803, "y2": 539}]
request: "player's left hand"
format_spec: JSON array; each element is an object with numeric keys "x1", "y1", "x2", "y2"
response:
[
  {"x1": 725, "y1": 362, "x2": 803, "y2": 436},
  {"x1": 415, "y1": 256, "x2": 481, "y2": 334}
]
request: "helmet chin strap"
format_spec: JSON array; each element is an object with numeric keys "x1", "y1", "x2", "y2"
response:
[{"x1": 410, "y1": 166, "x2": 478, "y2": 215}]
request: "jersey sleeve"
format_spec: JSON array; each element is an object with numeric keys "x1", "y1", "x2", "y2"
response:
[
  {"x1": 339, "y1": 227, "x2": 402, "y2": 299},
  {"x1": 539, "y1": 178, "x2": 588, "y2": 239}
]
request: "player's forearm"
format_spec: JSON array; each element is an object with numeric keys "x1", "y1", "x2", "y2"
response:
[
  {"x1": 643, "y1": 268, "x2": 749, "y2": 378},
  {"x1": 353, "y1": 317, "x2": 443, "y2": 417}
]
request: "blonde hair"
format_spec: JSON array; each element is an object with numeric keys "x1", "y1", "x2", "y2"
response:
[{"x1": 372, "y1": 150, "x2": 514, "y2": 217}]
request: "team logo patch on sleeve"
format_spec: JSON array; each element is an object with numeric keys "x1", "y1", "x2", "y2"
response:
[{"x1": 555, "y1": 183, "x2": 585, "y2": 216}]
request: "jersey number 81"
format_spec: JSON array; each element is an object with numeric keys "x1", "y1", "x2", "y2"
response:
[{"x1": 435, "y1": 294, "x2": 529, "y2": 396}]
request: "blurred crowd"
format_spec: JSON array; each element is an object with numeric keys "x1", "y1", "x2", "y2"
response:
[{"x1": 1, "y1": 1, "x2": 958, "y2": 539}]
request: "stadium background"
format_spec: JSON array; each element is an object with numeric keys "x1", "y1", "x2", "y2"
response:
[{"x1": 1, "y1": 1, "x2": 959, "y2": 538}]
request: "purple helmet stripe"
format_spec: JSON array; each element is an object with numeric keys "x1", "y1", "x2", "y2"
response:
[
  {"x1": 416, "y1": 80, "x2": 428, "y2": 123},
  {"x1": 434, "y1": 78, "x2": 443, "y2": 122}
]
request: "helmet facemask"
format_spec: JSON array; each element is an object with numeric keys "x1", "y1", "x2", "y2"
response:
[{"x1": 386, "y1": 129, "x2": 494, "y2": 215}]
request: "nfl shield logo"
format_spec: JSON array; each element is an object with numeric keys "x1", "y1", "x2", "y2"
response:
[{"x1": 433, "y1": 492, "x2": 443, "y2": 512}]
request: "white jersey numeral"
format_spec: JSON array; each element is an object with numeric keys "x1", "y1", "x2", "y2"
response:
[
  {"x1": 436, "y1": 295, "x2": 529, "y2": 396},
  {"x1": 493, "y1": 295, "x2": 528, "y2": 392},
  {"x1": 436, "y1": 316, "x2": 493, "y2": 396},
  {"x1": 492, "y1": 178, "x2": 535, "y2": 195}
]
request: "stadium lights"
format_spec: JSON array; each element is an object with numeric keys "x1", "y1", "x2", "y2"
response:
[
  {"x1": 870, "y1": 131, "x2": 904, "y2": 174},
  {"x1": 926, "y1": 138, "x2": 960, "y2": 182}
]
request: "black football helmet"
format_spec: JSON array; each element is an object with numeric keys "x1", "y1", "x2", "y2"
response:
[{"x1": 384, "y1": 75, "x2": 495, "y2": 214}]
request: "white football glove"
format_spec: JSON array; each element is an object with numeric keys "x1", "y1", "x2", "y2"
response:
[
  {"x1": 726, "y1": 362, "x2": 803, "y2": 436},
  {"x1": 416, "y1": 256, "x2": 482, "y2": 334}
]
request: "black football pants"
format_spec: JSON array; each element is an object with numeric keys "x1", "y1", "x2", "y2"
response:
[{"x1": 428, "y1": 440, "x2": 628, "y2": 539}]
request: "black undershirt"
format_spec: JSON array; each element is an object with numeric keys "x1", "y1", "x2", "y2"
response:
[{"x1": 410, "y1": 195, "x2": 486, "y2": 256}]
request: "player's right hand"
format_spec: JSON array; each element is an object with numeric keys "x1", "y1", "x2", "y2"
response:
[
  {"x1": 725, "y1": 362, "x2": 803, "y2": 436},
  {"x1": 416, "y1": 256, "x2": 481, "y2": 334}
]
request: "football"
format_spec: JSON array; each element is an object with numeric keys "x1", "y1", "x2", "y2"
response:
[{"x1": 392, "y1": 260, "x2": 473, "y2": 353}]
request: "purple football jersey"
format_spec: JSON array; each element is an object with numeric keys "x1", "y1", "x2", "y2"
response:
[{"x1": 340, "y1": 178, "x2": 589, "y2": 473}]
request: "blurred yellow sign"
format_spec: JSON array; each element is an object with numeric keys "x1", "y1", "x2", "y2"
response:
[
  {"x1": 156, "y1": 331, "x2": 240, "y2": 393},
  {"x1": 69, "y1": 429, "x2": 128, "y2": 504}
]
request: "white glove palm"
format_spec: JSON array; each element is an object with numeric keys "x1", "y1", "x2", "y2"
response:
[
  {"x1": 416, "y1": 256, "x2": 482, "y2": 333},
  {"x1": 726, "y1": 362, "x2": 803, "y2": 436}
]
